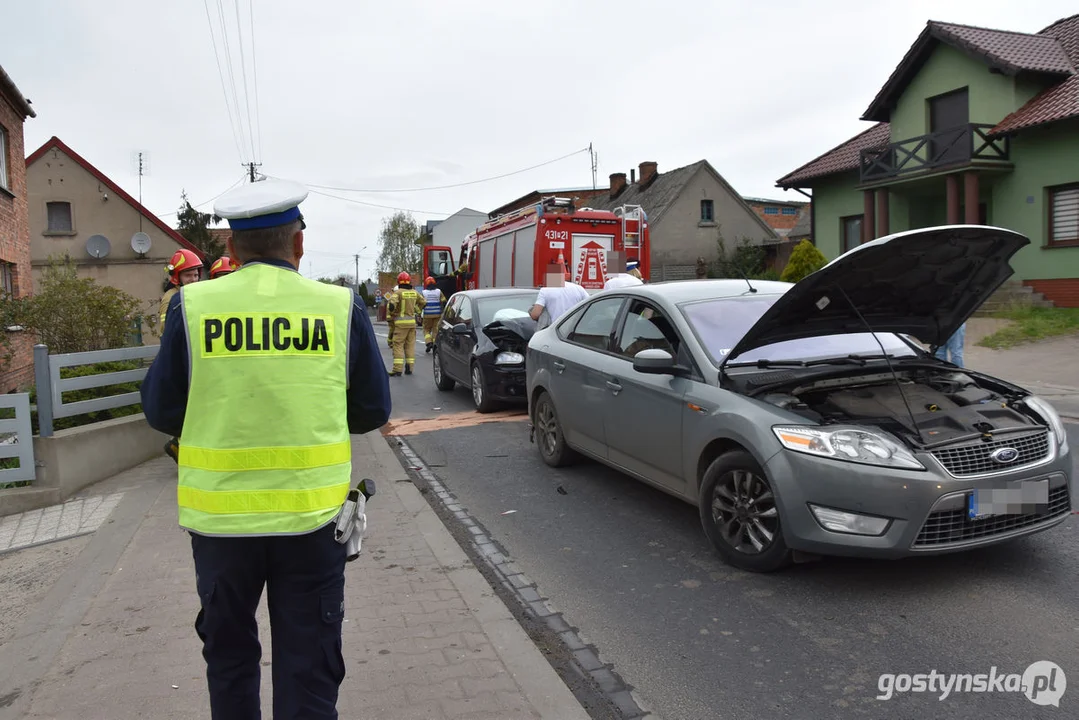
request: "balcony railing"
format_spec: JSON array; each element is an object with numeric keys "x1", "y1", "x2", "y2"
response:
[{"x1": 859, "y1": 123, "x2": 1010, "y2": 183}]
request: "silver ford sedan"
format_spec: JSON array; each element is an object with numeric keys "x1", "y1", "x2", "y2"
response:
[{"x1": 525, "y1": 226, "x2": 1073, "y2": 572}]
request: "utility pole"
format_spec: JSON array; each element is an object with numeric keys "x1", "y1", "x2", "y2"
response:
[
  {"x1": 244, "y1": 161, "x2": 263, "y2": 182},
  {"x1": 589, "y1": 143, "x2": 598, "y2": 192},
  {"x1": 137, "y1": 152, "x2": 144, "y2": 231},
  {"x1": 354, "y1": 254, "x2": 360, "y2": 291}
]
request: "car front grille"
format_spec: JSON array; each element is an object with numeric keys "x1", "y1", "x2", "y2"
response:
[
  {"x1": 929, "y1": 429, "x2": 1051, "y2": 477},
  {"x1": 912, "y1": 485, "x2": 1071, "y2": 548}
]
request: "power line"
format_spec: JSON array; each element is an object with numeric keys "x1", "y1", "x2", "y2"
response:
[
  {"x1": 233, "y1": 0, "x2": 257, "y2": 163},
  {"x1": 216, "y1": 0, "x2": 249, "y2": 160},
  {"x1": 249, "y1": 0, "x2": 263, "y2": 164},
  {"x1": 202, "y1": 0, "x2": 245, "y2": 163},
  {"x1": 156, "y1": 174, "x2": 246, "y2": 217},
  {"x1": 305, "y1": 187, "x2": 490, "y2": 217},
  {"x1": 286, "y1": 146, "x2": 590, "y2": 194}
]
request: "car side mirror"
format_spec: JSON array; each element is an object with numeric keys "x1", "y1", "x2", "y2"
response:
[
  {"x1": 452, "y1": 323, "x2": 471, "y2": 336},
  {"x1": 632, "y1": 348, "x2": 679, "y2": 375}
]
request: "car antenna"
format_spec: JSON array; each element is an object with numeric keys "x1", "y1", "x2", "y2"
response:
[
  {"x1": 837, "y1": 286, "x2": 925, "y2": 445},
  {"x1": 738, "y1": 269, "x2": 757, "y2": 294}
]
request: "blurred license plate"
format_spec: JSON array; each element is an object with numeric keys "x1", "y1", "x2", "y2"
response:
[{"x1": 968, "y1": 479, "x2": 1050, "y2": 520}]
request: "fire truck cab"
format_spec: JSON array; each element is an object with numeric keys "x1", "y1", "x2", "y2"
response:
[{"x1": 422, "y1": 196, "x2": 649, "y2": 299}]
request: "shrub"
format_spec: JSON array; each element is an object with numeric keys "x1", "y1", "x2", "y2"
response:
[
  {"x1": 780, "y1": 240, "x2": 827, "y2": 284},
  {"x1": 29, "y1": 360, "x2": 145, "y2": 434}
]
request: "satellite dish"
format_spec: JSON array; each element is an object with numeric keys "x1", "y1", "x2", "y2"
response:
[
  {"x1": 131, "y1": 232, "x2": 152, "y2": 255},
  {"x1": 86, "y1": 234, "x2": 111, "y2": 259}
]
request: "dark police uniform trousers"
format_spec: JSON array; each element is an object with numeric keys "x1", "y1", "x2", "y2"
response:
[{"x1": 191, "y1": 523, "x2": 347, "y2": 719}]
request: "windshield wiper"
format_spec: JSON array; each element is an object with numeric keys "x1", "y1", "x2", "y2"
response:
[{"x1": 724, "y1": 355, "x2": 872, "y2": 369}]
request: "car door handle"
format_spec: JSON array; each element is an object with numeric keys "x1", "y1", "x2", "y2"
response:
[
  {"x1": 606, "y1": 380, "x2": 622, "y2": 395},
  {"x1": 553, "y1": 361, "x2": 566, "y2": 374}
]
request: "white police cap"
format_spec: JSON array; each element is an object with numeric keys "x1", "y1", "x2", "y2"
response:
[{"x1": 214, "y1": 178, "x2": 309, "y2": 231}]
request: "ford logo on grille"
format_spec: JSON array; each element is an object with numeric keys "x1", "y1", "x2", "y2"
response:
[{"x1": 991, "y1": 447, "x2": 1020, "y2": 464}]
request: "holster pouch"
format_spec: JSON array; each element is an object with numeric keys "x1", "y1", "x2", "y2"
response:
[{"x1": 334, "y1": 488, "x2": 368, "y2": 562}]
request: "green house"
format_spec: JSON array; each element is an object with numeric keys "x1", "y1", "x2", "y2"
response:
[{"x1": 777, "y1": 15, "x2": 1079, "y2": 307}]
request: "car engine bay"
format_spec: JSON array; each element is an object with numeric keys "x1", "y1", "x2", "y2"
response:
[{"x1": 759, "y1": 369, "x2": 1047, "y2": 448}]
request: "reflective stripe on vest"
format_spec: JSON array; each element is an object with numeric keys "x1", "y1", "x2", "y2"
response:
[
  {"x1": 422, "y1": 289, "x2": 443, "y2": 316},
  {"x1": 177, "y1": 262, "x2": 353, "y2": 536}
]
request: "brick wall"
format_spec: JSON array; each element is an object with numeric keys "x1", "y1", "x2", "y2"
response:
[
  {"x1": 744, "y1": 201, "x2": 807, "y2": 234},
  {"x1": 0, "y1": 91, "x2": 34, "y2": 392},
  {"x1": 1024, "y1": 279, "x2": 1079, "y2": 308}
]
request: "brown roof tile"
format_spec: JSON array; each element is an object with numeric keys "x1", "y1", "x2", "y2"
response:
[
  {"x1": 776, "y1": 123, "x2": 890, "y2": 188},
  {"x1": 933, "y1": 22, "x2": 1073, "y2": 74},
  {"x1": 992, "y1": 15, "x2": 1079, "y2": 134}
]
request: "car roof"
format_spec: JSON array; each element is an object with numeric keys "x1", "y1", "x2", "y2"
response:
[{"x1": 606, "y1": 279, "x2": 793, "y2": 304}]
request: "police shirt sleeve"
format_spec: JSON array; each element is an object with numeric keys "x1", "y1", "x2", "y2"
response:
[
  {"x1": 346, "y1": 293, "x2": 392, "y2": 434},
  {"x1": 140, "y1": 291, "x2": 190, "y2": 437}
]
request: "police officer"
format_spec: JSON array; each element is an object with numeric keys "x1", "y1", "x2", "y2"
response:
[
  {"x1": 139, "y1": 178, "x2": 391, "y2": 719},
  {"x1": 421, "y1": 276, "x2": 447, "y2": 353},
  {"x1": 386, "y1": 272, "x2": 419, "y2": 376}
]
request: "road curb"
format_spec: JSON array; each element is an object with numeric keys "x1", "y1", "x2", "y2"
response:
[
  {"x1": 387, "y1": 434, "x2": 659, "y2": 720},
  {"x1": 365, "y1": 432, "x2": 595, "y2": 720}
]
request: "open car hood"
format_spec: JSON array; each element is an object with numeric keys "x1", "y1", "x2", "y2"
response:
[
  {"x1": 482, "y1": 317, "x2": 538, "y2": 345},
  {"x1": 724, "y1": 225, "x2": 1030, "y2": 362}
]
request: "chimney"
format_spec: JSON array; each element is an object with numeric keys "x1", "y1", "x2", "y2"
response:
[
  {"x1": 639, "y1": 161, "x2": 658, "y2": 187},
  {"x1": 630, "y1": 168, "x2": 636, "y2": 184},
  {"x1": 609, "y1": 172, "x2": 627, "y2": 198}
]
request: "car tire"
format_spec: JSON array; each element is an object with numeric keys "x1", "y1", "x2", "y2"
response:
[
  {"x1": 532, "y1": 390, "x2": 577, "y2": 467},
  {"x1": 698, "y1": 450, "x2": 791, "y2": 573},
  {"x1": 471, "y1": 362, "x2": 498, "y2": 413},
  {"x1": 433, "y1": 350, "x2": 455, "y2": 391}
]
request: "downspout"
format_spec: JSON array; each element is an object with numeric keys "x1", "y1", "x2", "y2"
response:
[{"x1": 792, "y1": 187, "x2": 813, "y2": 246}]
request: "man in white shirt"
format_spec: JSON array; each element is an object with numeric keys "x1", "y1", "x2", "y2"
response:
[
  {"x1": 603, "y1": 270, "x2": 644, "y2": 290},
  {"x1": 529, "y1": 263, "x2": 589, "y2": 326}
]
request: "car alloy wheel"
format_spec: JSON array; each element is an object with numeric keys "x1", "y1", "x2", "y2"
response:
[
  {"x1": 533, "y1": 390, "x2": 575, "y2": 467},
  {"x1": 433, "y1": 351, "x2": 455, "y2": 391},
  {"x1": 470, "y1": 363, "x2": 497, "y2": 413},
  {"x1": 699, "y1": 450, "x2": 790, "y2": 572}
]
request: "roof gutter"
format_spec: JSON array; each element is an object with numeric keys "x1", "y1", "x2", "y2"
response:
[{"x1": 0, "y1": 65, "x2": 36, "y2": 118}]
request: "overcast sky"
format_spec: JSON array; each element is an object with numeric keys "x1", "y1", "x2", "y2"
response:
[{"x1": 6, "y1": 0, "x2": 1076, "y2": 281}]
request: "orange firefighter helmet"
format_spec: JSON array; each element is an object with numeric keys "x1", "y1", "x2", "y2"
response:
[
  {"x1": 166, "y1": 249, "x2": 204, "y2": 285},
  {"x1": 209, "y1": 256, "x2": 238, "y2": 279}
]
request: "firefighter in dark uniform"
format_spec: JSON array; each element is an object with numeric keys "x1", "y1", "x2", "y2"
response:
[{"x1": 140, "y1": 178, "x2": 391, "y2": 719}]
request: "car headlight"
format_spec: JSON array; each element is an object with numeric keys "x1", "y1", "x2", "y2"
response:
[
  {"x1": 495, "y1": 351, "x2": 524, "y2": 365},
  {"x1": 1023, "y1": 396, "x2": 1068, "y2": 450},
  {"x1": 772, "y1": 425, "x2": 925, "y2": 470}
]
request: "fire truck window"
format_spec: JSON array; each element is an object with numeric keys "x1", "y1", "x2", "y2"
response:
[
  {"x1": 429, "y1": 249, "x2": 451, "y2": 276},
  {"x1": 616, "y1": 301, "x2": 679, "y2": 359},
  {"x1": 567, "y1": 298, "x2": 624, "y2": 353}
]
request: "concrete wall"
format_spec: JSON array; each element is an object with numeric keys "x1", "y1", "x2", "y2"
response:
[
  {"x1": 431, "y1": 208, "x2": 489, "y2": 252},
  {"x1": 26, "y1": 146, "x2": 189, "y2": 341},
  {"x1": 652, "y1": 166, "x2": 776, "y2": 267},
  {"x1": 0, "y1": 85, "x2": 35, "y2": 391},
  {"x1": 889, "y1": 43, "x2": 1045, "y2": 143}
]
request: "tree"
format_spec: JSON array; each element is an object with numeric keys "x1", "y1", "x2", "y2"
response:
[
  {"x1": 780, "y1": 240, "x2": 827, "y2": 284},
  {"x1": 176, "y1": 190, "x2": 225, "y2": 260},
  {"x1": 375, "y1": 211, "x2": 421, "y2": 278},
  {"x1": 712, "y1": 230, "x2": 766, "y2": 280},
  {"x1": 18, "y1": 256, "x2": 142, "y2": 354}
]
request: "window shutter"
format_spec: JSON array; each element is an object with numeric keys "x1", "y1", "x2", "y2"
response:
[{"x1": 1051, "y1": 187, "x2": 1079, "y2": 244}]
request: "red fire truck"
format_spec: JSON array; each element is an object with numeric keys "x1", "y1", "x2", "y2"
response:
[{"x1": 422, "y1": 196, "x2": 650, "y2": 299}]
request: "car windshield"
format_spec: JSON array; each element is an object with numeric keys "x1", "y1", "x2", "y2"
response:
[
  {"x1": 475, "y1": 294, "x2": 538, "y2": 327},
  {"x1": 680, "y1": 295, "x2": 920, "y2": 366}
]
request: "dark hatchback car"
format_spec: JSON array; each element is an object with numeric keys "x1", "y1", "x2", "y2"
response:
[{"x1": 433, "y1": 288, "x2": 540, "y2": 412}]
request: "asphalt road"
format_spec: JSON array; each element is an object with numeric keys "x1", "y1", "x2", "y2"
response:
[{"x1": 376, "y1": 333, "x2": 1079, "y2": 719}]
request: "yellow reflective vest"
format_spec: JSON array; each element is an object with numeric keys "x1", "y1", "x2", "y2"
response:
[{"x1": 177, "y1": 262, "x2": 353, "y2": 536}]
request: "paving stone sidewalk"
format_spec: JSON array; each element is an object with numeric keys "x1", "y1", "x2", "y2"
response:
[{"x1": 0, "y1": 433, "x2": 589, "y2": 720}]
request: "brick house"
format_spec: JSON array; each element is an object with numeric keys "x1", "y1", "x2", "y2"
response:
[
  {"x1": 742, "y1": 197, "x2": 810, "y2": 238},
  {"x1": 0, "y1": 65, "x2": 36, "y2": 392},
  {"x1": 777, "y1": 14, "x2": 1079, "y2": 306}
]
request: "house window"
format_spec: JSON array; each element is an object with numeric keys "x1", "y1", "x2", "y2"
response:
[
  {"x1": 0, "y1": 125, "x2": 8, "y2": 191},
  {"x1": 841, "y1": 215, "x2": 863, "y2": 253},
  {"x1": 700, "y1": 199, "x2": 714, "y2": 222},
  {"x1": 764, "y1": 207, "x2": 779, "y2": 215},
  {"x1": 0, "y1": 262, "x2": 13, "y2": 297},
  {"x1": 781, "y1": 207, "x2": 798, "y2": 216},
  {"x1": 47, "y1": 201, "x2": 74, "y2": 233},
  {"x1": 1048, "y1": 184, "x2": 1079, "y2": 246}
]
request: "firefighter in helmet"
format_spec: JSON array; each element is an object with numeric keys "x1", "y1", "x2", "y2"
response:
[
  {"x1": 209, "y1": 256, "x2": 239, "y2": 279},
  {"x1": 386, "y1": 271, "x2": 420, "y2": 376},
  {"x1": 421, "y1": 276, "x2": 447, "y2": 353},
  {"x1": 160, "y1": 249, "x2": 203, "y2": 328}
]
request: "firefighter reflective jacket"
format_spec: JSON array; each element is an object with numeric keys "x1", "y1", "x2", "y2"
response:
[
  {"x1": 422, "y1": 288, "x2": 445, "y2": 316},
  {"x1": 388, "y1": 288, "x2": 420, "y2": 326},
  {"x1": 177, "y1": 262, "x2": 353, "y2": 536}
]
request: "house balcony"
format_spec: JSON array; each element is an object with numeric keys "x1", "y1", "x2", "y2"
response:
[{"x1": 858, "y1": 123, "x2": 1011, "y2": 186}]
